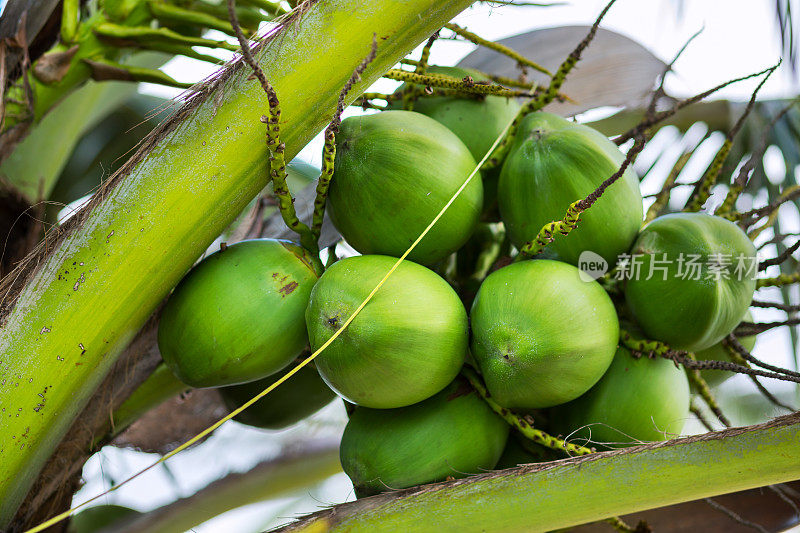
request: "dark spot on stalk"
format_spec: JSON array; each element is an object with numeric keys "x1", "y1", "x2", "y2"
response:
[{"x1": 279, "y1": 281, "x2": 298, "y2": 297}]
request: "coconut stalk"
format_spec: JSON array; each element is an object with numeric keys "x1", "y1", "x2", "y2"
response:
[
  {"x1": 0, "y1": 0, "x2": 475, "y2": 525},
  {"x1": 276, "y1": 413, "x2": 800, "y2": 532}
]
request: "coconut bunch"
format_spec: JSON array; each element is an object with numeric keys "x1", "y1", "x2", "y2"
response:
[{"x1": 155, "y1": 62, "x2": 761, "y2": 497}]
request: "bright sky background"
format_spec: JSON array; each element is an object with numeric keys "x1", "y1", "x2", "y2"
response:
[{"x1": 65, "y1": 1, "x2": 800, "y2": 531}]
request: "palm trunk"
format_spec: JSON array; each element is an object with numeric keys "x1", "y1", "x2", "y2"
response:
[
  {"x1": 0, "y1": 0, "x2": 474, "y2": 525},
  {"x1": 276, "y1": 413, "x2": 800, "y2": 532}
]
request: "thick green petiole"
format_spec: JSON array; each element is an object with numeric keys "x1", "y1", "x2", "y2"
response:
[{"x1": 275, "y1": 413, "x2": 800, "y2": 532}]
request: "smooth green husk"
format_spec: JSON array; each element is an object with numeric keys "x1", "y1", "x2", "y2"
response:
[
  {"x1": 0, "y1": 0, "x2": 475, "y2": 523},
  {"x1": 550, "y1": 346, "x2": 690, "y2": 446},
  {"x1": 158, "y1": 239, "x2": 320, "y2": 387},
  {"x1": 277, "y1": 414, "x2": 800, "y2": 532},
  {"x1": 328, "y1": 110, "x2": 483, "y2": 265},
  {"x1": 470, "y1": 259, "x2": 619, "y2": 409},
  {"x1": 396, "y1": 66, "x2": 520, "y2": 219},
  {"x1": 306, "y1": 255, "x2": 468, "y2": 409},
  {"x1": 340, "y1": 378, "x2": 509, "y2": 496},
  {"x1": 498, "y1": 112, "x2": 643, "y2": 266},
  {"x1": 219, "y1": 363, "x2": 336, "y2": 429},
  {"x1": 625, "y1": 213, "x2": 757, "y2": 351}
]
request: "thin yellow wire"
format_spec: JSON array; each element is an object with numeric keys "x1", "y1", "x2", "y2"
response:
[{"x1": 25, "y1": 111, "x2": 515, "y2": 533}]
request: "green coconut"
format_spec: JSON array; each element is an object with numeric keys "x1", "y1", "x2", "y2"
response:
[
  {"x1": 395, "y1": 66, "x2": 521, "y2": 220},
  {"x1": 693, "y1": 312, "x2": 757, "y2": 387},
  {"x1": 498, "y1": 112, "x2": 643, "y2": 266},
  {"x1": 305, "y1": 255, "x2": 468, "y2": 409},
  {"x1": 219, "y1": 363, "x2": 336, "y2": 429},
  {"x1": 470, "y1": 259, "x2": 619, "y2": 409},
  {"x1": 158, "y1": 239, "x2": 321, "y2": 388},
  {"x1": 551, "y1": 346, "x2": 690, "y2": 446},
  {"x1": 340, "y1": 378, "x2": 509, "y2": 496},
  {"x1": 624, "y1": 213, "x2": 757, "y2": 352},
  {"x1": 68, "y1": 505, "x2": 141, "y2": 533},
  {"x1": 327, "y1": 110, "x2": 483, "y2": 265}
]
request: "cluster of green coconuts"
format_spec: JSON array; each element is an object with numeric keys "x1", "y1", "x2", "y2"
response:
[{"x1": 157, "y1": 66, "x2": 758, "y2": 496}]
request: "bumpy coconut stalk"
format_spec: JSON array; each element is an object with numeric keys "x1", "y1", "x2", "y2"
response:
[{"x1": 274, "y1": 413, "x2": 800, "y2": 533}]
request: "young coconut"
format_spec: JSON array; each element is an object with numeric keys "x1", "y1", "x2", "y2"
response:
[
  {"x1": 693, "y1": 312, "x2": 756, "y2": 387},
  {"x1": 158, "y1": 239, "x2": 321, "y2": 388},
  {"x1": 219, "y1": 363, "x2": 336, "y2": 430},
  {"x1": 394, "y1": 66, "x2": 521, "y2": 220},
  {"x1": 327, "y1": 110, "x2": 483, "y2": 265},
  {"x1": 470, "y1": 259, "x2": 619, "y2": 409},
  {"x1": 498, "y1": 112, "x2": 643, "y2": 266},
  {"x1": 624, "y1": 213, "x2": 757, "y2": 352},
  {"x1": 550, "y1": 346, "x2": 690, "y2": 447},
  {"x1": 305, "y1": 255, "x2": 468, "y2": 409},
  {"x1": 340, "y1": 377, "x2": 509, "y2": 497}
]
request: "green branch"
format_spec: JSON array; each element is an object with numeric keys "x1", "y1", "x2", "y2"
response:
[{"x1": 274, "y1": 413, "x2": 800, "y2": 532}]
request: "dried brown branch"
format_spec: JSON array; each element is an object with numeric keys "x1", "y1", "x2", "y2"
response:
[
  {"x1": 736, "y1": 318, "x2": 800, "y2": 336},
  {"x1": 725, "y1": 335, "x2": 800, "y2": 380},
  {"x1": 615, "y1": 64, "x2": 779, "y2": 146},
  {"x1": 751, "y1": 299, "x2": 800, "y2": 313},
  {"x1": 759, "y1": 239, "x2": 800, "y2": 271}
]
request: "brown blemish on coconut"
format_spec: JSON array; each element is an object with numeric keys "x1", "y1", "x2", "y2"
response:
[{"x1": 279, "y1": 281, "x2": 298, "y2": 297}]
